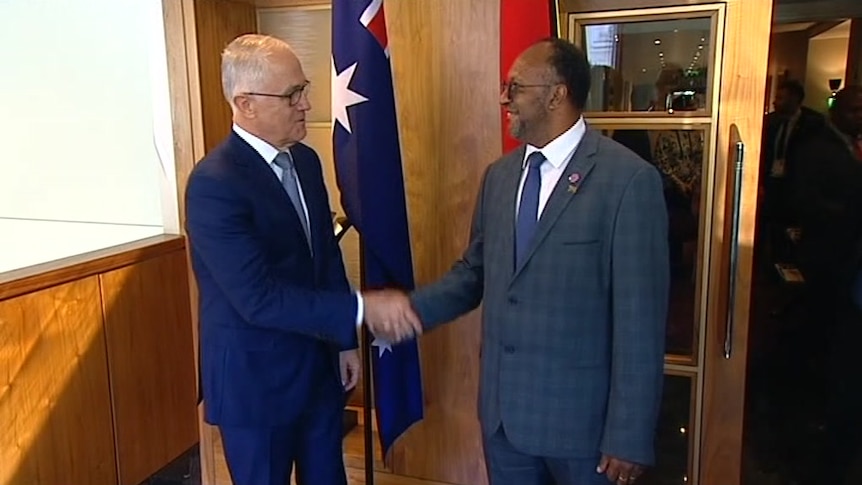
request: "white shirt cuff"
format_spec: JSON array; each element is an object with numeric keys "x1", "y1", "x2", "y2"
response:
[{"x1": 355, "y1": 291, "x2": 364, "y2": 327}]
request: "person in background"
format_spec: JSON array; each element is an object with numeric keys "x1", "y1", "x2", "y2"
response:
[
  {"x1": 184, "y1": 34, "x2": 419, "y2": 485},
  {"x1": 758, "y1": 79, "x2": 824, "y2": 266},
  {"x1": 791, "y1": 85, "x2": 862, "y2": 485},
  {"x1": 611, "y1": 67, "x2": 702, "y2": 282}
]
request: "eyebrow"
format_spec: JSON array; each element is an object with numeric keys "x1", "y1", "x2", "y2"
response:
[{"x1": 281, "y1": 81, "x2": 308, "y2": 95}]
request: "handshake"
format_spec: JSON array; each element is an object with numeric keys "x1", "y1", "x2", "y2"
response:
[{"x1": 363, "y1": 289, "x2": 422, "y2": 343}]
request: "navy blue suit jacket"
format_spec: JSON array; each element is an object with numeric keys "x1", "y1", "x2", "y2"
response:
[{"x1": 185, "y1": 132, "x2": 358, "y2": 427}]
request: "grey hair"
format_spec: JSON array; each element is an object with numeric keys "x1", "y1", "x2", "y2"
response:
[{"x1": 221, "y1": 34, "x2": 292, "y2": 108}]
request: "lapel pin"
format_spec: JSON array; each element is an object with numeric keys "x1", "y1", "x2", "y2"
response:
[{"x1": 568, "y1": 172, "x2": 581, "y2": 194}]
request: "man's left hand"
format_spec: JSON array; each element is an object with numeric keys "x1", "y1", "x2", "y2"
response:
[
  {"x1": 597, "y1": 454, "x2": 644, "y2": 484},
  {"x1": 339, "y1": 349, "x2": 361, "y2": 391}
]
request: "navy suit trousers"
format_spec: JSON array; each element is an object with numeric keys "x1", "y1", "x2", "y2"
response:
[{"x1": 220, "y1": 377, "x2": 347, "y2": 485}]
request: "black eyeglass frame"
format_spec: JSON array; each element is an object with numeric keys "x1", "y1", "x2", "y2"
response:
[
  {"x1": 243, "y1": 80, "x2": 311, "y2": 106},
  {"x1": 500, "y1": 80, "x2": 557, "y2": 99}
]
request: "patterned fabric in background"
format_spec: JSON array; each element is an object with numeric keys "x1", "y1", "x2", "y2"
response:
[{"x1": 652, "y1": 130, "x2": 704, "y2": 197}]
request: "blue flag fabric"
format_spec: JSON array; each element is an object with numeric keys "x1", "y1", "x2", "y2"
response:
[{"x1": 331, "y1": 0, "x2": 424, "y2": 456}]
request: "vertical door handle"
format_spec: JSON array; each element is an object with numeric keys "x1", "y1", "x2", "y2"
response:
[{"x1": 724, "y1": 139, "x2": 744, "y2": 359}]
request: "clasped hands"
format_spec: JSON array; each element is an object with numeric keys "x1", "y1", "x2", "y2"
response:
[{"x1": 363, "y1": 289, "x2": 422, "y2": 343}]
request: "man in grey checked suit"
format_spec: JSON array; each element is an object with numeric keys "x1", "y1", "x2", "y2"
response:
[{"x1": 410, "y1": 38, "x2": 669, "y2": 485}]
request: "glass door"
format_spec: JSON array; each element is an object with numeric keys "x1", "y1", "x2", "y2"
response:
[{"x1": 556, "y1": 1, "x2": 773, "y2": 483}]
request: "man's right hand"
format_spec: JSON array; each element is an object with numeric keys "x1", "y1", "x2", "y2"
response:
[{"x1": 363, "y1": 289, "x2": 423, "y2": 343}]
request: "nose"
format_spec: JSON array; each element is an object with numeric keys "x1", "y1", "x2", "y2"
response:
[
  {"x1": 500, "y1": 87, "x2": 511, "y2": 105},
  {"x1": 299, "y1": 94, "x2": 311, "y2": 111}
]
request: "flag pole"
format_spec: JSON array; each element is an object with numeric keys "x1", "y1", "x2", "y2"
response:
[
  {"x1": 550, "y1": 0, "x2": 560, "y2": 37},
  {"x1": 359, "y1": 237, "x2": 375, "y2": 485},
  {"x1": 361, "y1": 326, "x2": 375, "y2": 485}
]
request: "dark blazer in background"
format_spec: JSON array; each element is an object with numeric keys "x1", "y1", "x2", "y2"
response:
[
  {"x1": 792, "y1": 124, "x2": 862, "y2": 291},
  {"x1": 761, "y1": 106, "x2": 825, "y2": 183},
  {"x1": 411, "y1": 128, "x2": 670, "y2": 466},
  {"x1": 760, "y1": 107, "x2": 825, "y2": 223},
  {"x1": 185, "y1": 132, "x2": 358, "y2": 428}
]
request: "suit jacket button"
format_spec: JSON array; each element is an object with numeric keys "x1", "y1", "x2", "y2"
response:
[
  {"x1": 507, "y1": 296, "x2": 518, "y2": 304},
  {"x1": 504, "y1": 345, "x2": 515, "y2": 354}
]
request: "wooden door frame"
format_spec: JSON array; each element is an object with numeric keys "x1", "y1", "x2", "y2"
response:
[
  {"x1": 700, "y1": 1, "x2": 772, "y2": 483},
  {"x1": 556, "y1": 1, "x2": 773, "y2": 483}
]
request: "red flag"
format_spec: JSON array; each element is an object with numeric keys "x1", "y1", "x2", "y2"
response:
[{"x1": 500, "y1": 0, "x2": 554, "y2": 152}]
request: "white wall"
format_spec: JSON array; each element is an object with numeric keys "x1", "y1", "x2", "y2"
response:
[
  {"x1": 0, "y1": 0, "x2": 176, "y2": 272},
  {"x1": 805, "y1": 22, "x2": 851, "y2": 113}
]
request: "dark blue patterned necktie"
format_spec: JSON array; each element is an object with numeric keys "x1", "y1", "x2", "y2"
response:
[{"x1": 515, "y1": 151, "x2": 546, "y2": 267}]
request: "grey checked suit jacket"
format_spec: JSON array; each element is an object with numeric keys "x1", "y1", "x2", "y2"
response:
[{"x1": 411, "y1": 128, "x2": 669, "y2": 465}]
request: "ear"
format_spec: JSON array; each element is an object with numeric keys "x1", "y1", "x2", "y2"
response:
[
  {"x1": 547, "y1": 83, "x2": 568, "y2": 110},
  {"x1": 233, "y1": 94, "x2": 256, "y2": 118}
]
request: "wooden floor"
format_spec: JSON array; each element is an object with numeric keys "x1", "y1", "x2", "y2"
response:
[{"x1": 212, "y1": 424, "x2": 455, "y2": 485}]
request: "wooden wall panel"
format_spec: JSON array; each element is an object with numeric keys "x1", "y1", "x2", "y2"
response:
[
  {"x1": 100, "y1": 251, "x2": 199, "y2": 485},
  {"x1": 846, "y1": 18, "x2": 862, "y2": 86},
  {"x1": 194, "y1": 0, "x2": 257, "y2": 153},
  {"x1": 0, "y1": 278, "x2": 117, "y2": 485},
  {"x1": 387, "y1": 2, "x2": 501, "y2": 484},
  {"x1": 162, "y1": 2, "x2": 213, "y2": 482},
  {"x1": 164, "y1": 0, "x2": 206, "y2": 229}
]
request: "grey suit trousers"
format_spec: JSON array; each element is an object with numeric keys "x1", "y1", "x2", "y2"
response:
[{"x1": 484, "y1": 425, "x2": 606, "y2": 485}]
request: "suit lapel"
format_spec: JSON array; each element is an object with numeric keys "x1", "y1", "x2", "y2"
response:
[
  {"x1": 231, "y1": 134, "x2": 313, "y2": 257},
  {"x1": 510, "y1": 129, "x2": 600, "y2": 282}
]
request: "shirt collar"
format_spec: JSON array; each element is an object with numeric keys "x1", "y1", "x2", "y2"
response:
[
  {"x1": 233, "y1": 123, "x2": 283, "y2": 165},
  {"x1": 523, "y1": 116, "x2": 587, "y2": 169}
]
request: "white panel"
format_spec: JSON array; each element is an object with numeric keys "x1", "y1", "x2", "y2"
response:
[
  {"x1": 0, "y1": 219, "x2": 163, "y2": 273},
  {"x1": 258, "y1": 7, "x2": 333, "y2": 124},
  {"x1": 805, "y1": 36, "x2": 850, "y2": 113},
  {"x1": 0, "y1": 0, "x2": 173, "y2": 228}
]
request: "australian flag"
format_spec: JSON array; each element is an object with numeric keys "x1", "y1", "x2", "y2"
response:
[{"x1": 331, "y1": 0, "x2": 424, "y2": 456}]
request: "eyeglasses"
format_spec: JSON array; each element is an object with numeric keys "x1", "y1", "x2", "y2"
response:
[
  {"x1": 500, "y1": 80, "x2": 555, "y2": 99},
  {"x1": 243, "y1": 80, "x2": 311, "y2": 106}
]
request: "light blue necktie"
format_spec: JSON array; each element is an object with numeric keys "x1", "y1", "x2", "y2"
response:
[
  {"x1": 273, "y1": 151, "x2": 311, "y2": 245},
  {"x1": 515, "y1": 151, "x2": 546, "y2": 267}
]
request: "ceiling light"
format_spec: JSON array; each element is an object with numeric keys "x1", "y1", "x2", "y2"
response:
[{"x1": 654, "y1": 38, "x2": 662, "y2": 45}]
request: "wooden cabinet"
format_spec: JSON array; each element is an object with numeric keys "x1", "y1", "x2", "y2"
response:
[{"x1": 0, "y1": 237, "x2": 198, "y2": 485}]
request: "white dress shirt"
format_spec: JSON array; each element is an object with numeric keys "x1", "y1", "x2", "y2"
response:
[
  {"x1": 233, "y1": 124, "x2": 312, "y2": 225},
  {"x1": 233, "y1": 124, "x2": 364, "y2": 327},
  {"x1": 516, "y1": 116, "x2": 587, "y2": 219}
]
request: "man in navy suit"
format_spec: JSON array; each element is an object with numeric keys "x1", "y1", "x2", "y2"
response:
[{"x1": 185, "y1": 34, "x2": 419, "y2": 485}]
